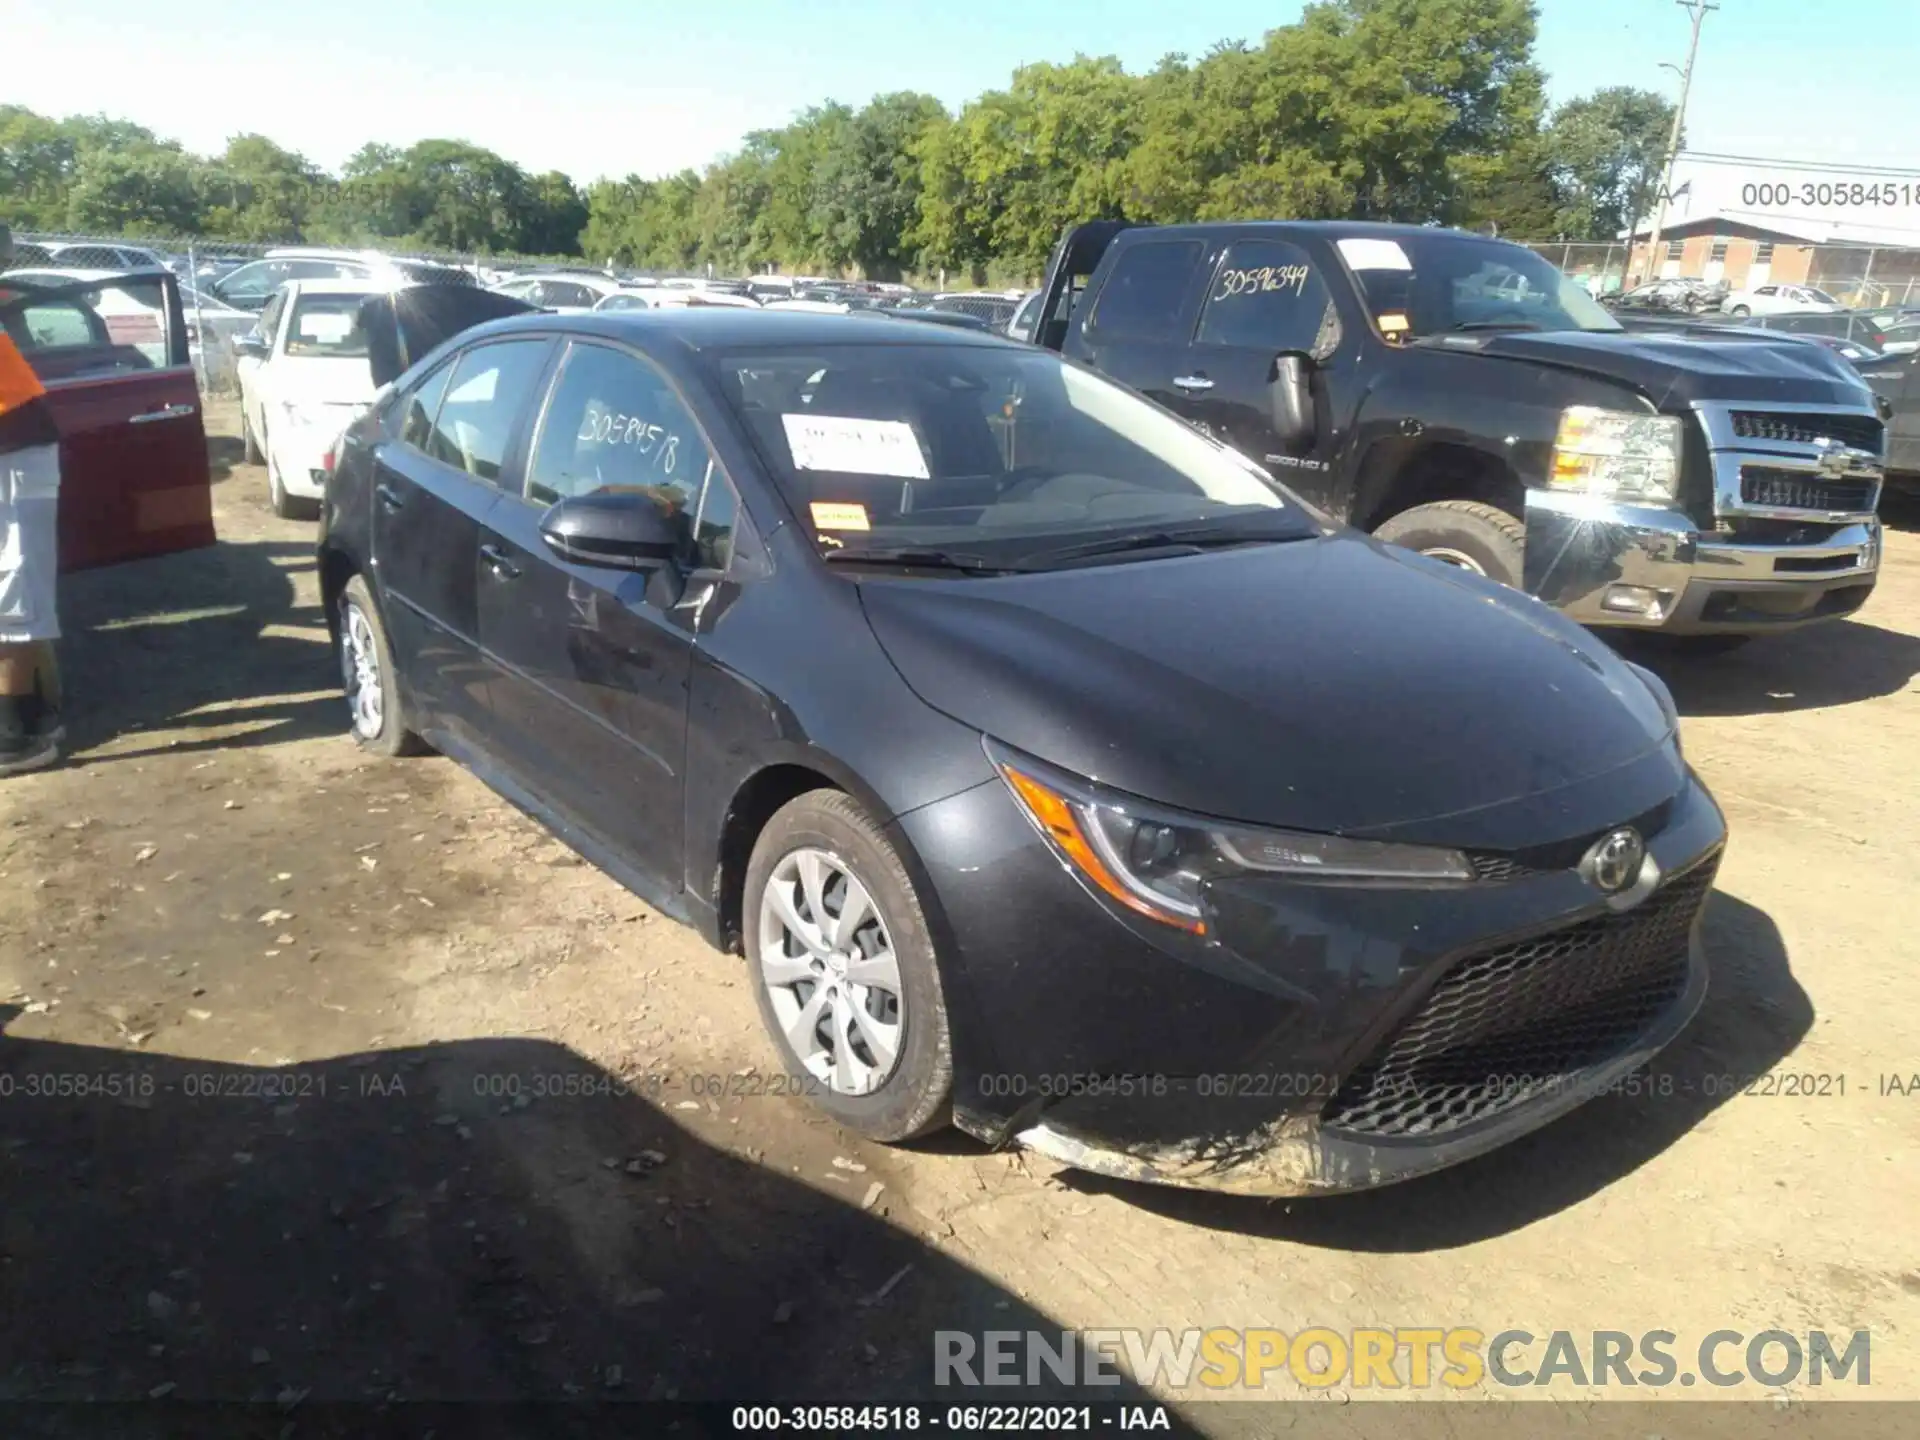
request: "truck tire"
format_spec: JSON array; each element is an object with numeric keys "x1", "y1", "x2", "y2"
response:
[{"x1": 1373, "y1": 501, "x2": 1526, "y2": 589}]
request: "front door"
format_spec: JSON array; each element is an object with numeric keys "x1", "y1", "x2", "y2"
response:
[
  {"x1": 1073, "y1": 237, "x2": 1206, "y2": 414},
  {"x1": 1172, "y1": 236, "x2": 1349, "y2": 514},
  {"x1": 476, "y1": 339, "x2": 709, "y2": 889},
  {"x1": 369, "y1": 336, "x2": 553, "y2": 749}
]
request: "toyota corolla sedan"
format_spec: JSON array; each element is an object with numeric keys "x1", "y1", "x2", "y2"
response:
[{"x1": 318, "y1": 296, "x2": 1726, "y2": 1196}]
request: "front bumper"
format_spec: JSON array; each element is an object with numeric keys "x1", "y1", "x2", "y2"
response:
[
  {"x1": 898, "y1": 764, "x2": 1727, "y2": 1197},
  {"x1": 1523, "y1": 490, "x2": 1878, "y2": 634}
]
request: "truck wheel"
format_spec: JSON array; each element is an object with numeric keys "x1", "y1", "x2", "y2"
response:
[{"x1": 1373, "y1": 501, "x2": 1526, "y2": 589}]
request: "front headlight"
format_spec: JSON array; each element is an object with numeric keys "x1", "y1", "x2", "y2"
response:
[
  {"x1": 988, "y1": 742, "x2": 1472, "y2": 936},
  {"x1": 1549, "y1": 405, "x2": 1682, "y2": 504}
]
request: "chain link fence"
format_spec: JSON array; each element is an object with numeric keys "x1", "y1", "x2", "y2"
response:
[{"x1": 1518, "y1": 240, "x2": 1920, "y2": 310}]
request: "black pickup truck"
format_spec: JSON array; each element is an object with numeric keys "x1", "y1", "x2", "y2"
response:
[{"x1": 1034, "y1": 221, "x2": 1886, "y2": 646}]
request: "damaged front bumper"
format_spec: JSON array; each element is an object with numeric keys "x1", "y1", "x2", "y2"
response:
[
  {"x1": 1009, "y1": 931, "x2": 1707, "y2": 1197},
  {"x1": 1522, "y1": 491, "x2": 1878, "y2": 635}
]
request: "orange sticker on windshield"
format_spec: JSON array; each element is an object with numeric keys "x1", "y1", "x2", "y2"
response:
[{"x1": 811, "y1": 501, "x2": 871, "y2": 532}]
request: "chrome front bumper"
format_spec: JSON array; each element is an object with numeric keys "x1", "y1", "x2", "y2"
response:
[
  {"x1": 1523, "y1": 493, "x2": 1879, "y2": 633},
  {"x1": 1523, "y1": 400, "x2": 1884, "y2": 635}
]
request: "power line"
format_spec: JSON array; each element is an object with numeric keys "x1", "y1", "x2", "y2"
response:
[{"x1": 1677, "y1": 151, "x2": 1920, "y2": 178}]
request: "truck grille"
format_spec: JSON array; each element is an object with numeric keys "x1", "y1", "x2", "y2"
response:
[
  {"x1": 1321, "y1": 857, "x2": 1717, "y2": 1141},
  {"x1": 1740, "y1": 466, "x2": 1877, "y2": 514},
  {"x1": 1729, "y1": 410, "x2": 1882, "y2": 453}
]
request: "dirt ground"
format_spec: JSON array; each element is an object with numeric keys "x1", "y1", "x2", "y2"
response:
[{"x1": 2, "y1": 399, "x2": 1917, "y2": 1434}]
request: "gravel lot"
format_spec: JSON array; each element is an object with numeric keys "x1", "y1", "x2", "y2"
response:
[{"x1": 2, "y1": 402, "x2": 1916, "y2": 1434}]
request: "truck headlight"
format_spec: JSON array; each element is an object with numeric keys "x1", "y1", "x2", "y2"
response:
[
  {"x1": 988, "y1": 742, "x2": 1472, "y2": 936},
  {"x1": 1549, "y1": 405, "x2": 1682, "y2": 504}
]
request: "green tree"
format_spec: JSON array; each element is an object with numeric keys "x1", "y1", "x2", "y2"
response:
[
  {"x1": 516, "y1": 170, "x2": 589, "y2": 256},
  {"x1": 812, "y1": 92, "x2": 948, "y2": 278},
  {"x1": 65, "y1": 145, "x2": 206, "y2": 235},
  {"x1": 199, "y1": 133, "x2": 332, "y2": 241},
  {"x1": 0, "y1": 106, "x2": 81, "y2": 229},
  {"x1": 1544, "y1": 86, "x2": 1676, "y2": 241}
]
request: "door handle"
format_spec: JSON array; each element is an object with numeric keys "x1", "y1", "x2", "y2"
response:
[
  {"x1": 480, "y1": 542, "x2": 521, "y2": 580},
  {"x1": 1173, "y1": 375, "x2": 1215, "y2": 392},
  {"x1": 375, "y1": 482, "x2": 406, "y2": 511},
  {"x1": 129, "y1": 403, "x2": 197, "y2": 425}
]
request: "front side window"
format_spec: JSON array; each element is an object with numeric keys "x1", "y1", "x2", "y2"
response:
[
  {"x1": 1195, "y1": 240, "x2": 1342, "y2": 359},
  {"x1": 1088, "y1": 241, "x2": 1203, "y2": 339},
  {"x1": 283, "y1": 293, "x2": 376, "y2": 358},
  {"x1": 525, "y1": 342, "x2": 714, "y2": 518},
  {"x1": 427, "y1": 339, "x2": 552, "y2": 484},
  {"x1": 708, "y1": 342, "x2": 1306, "y2": 566}
]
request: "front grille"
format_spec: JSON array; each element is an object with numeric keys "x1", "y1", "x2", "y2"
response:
[
  {"x1": 1740, "y1": 466, "x2": 1876, "y2": 514},
  {"x1": 1467, "y1": 854, "x2": 1542, "y2": 883},
  {"x1": 1321, "y1": 858, "x2": 1718, "y2": 1141},
  {"x1": 1730, "y1": 410, "x2": 1882, "y2": 452}
]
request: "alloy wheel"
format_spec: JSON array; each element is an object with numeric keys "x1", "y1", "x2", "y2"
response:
[
  {"x1": 1421, "y1": 545, "x2": 1489, "y2": 576},
  {"x1": 758, "y1": 847, "x2": 904, "y2": 1095},
  {"x1": 339, "y1": 597, "x2": 385, "y2": 739}
]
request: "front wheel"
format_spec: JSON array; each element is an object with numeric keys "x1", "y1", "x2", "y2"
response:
[
  {"x1": 1729, "y1": 304, "x2": 1751, "y2": 318},
  {"x1": 1373, "y1": 500, "x2": 1526, "y2": 589},
  {"x1": 744, "y1": 790, "x2": 953, "y2": 1143}
]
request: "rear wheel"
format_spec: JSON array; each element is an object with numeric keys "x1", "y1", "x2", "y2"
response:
[
  {"x1": 337, "y1": 575, "x2": 425, "y2": 757},
  {"x1": 1373, "y1": 500, "x2": 1526, "y2": 589},
  {"x1": 744, "y1": 790, "x2": 952, "y2": 1143}
]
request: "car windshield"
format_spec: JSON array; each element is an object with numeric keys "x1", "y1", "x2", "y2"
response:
[
  {"x1": 1336, "y1": 233, "x2": 1621, "y2": 339},
  {"x1": 708, "y1": 342, "x2": 1313, "y2": 566},
  {"x1": 284, "y1": 293, "x2": 374, "y2": 357}
]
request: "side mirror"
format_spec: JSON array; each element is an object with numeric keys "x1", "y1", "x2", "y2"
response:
[
  {"x1": 1268, "y1": 351, "x2": 1316, "y2": 450},
  {"x1": 232, "y1": 332, "x2": 269, "y2": 359},
  {"x1": 539, "y1": 492, "x2": 685, "y2": 571}
]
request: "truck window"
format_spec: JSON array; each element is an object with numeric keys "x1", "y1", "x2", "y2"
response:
[
  {"x1": 1195, "y1": 241, "x2": 1342, "y2": 358},
  {"x1": 1088, "y1": 241, "x2": 1203, "y2": 340}
]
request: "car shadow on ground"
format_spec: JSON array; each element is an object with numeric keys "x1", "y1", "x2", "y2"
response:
[
  {"x1": 1064, "y1": 891, "x2": 1809, "y2": 1252},
  {"x1": 206, "y1": 433, "x2": 248, "y2": 485},
  {"x1": 0, "y1": 1011, "x2": 1182, "y2": 1431},
  {"x1": 1614, "y1": 622, "x2": 1920, "y2": 716},
  {"x1": 57, "y1": 538, "x2": 340, "y2": 763}
]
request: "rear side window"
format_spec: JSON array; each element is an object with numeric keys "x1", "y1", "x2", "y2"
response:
[
  {"x1": 1088, "y1": 241, "x2": 1203, "y2": 340},
  {"x1": 427, "y1": 339, "x2": 551, "y2": 484},
  {"x1": 398, "y1": 360, "x2": 453, "y2": 452},
  {"x1": 1195, "y1": 240, "x2": 1342, "y2": 358}
]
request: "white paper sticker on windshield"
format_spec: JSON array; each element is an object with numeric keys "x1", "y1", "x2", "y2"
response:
[
  {"x1": 298, "y1": 312, "x2": 354, "y2": 342},
  {"x1": 1337, "y1": 238, "x2": 1413, "y2": 272},
  {"x1": 782, "y1": 414, "x2": 929, "y2": 479}
]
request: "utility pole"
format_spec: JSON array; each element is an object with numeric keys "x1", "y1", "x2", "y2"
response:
[{"x1": 1640, "y1": 0, "x2": 1716, "y2": 284}]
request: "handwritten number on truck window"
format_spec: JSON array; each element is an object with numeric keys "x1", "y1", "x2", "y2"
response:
[{"x1": 1214, "y1": 265, "x2": 1312, "y2": 302}]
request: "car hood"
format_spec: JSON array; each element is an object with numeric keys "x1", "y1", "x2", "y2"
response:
[
  {"x1": 1469, "y1": 326, "x2": 1872, "y2": 409},
  {"x1": 858, "y1": 533, "x2": 1686, "y2": 846}
]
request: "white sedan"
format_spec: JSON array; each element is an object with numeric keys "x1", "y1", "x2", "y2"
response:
[
  {"x1": 234, "y1": 280, "x2": 382, "y2": 519},
  {"x1": 1722, "y1": 283, "x2": 1843, "y2": 318}
]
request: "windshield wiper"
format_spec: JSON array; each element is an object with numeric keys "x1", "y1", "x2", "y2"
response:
[
  {"x1": 821, "y1": 546, "x2": 1016, "y2": 574},
  {"x1": 1019, "y1": 520, "x2": 1308, "y2": 569},
  {"x1": 1439, "y1": 320, "x2": 1545, "y2": 333}
]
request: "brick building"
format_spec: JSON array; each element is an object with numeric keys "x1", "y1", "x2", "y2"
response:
[{"x1": 1620, "y1": 213, "x2": 1920, "y2": 303}]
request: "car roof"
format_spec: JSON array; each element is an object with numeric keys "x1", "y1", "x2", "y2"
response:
[
  {"x1": 460, "y1": 307, "x2": 1023, "y2": 352},
  {"x1": 284, "y1": 278, "x2": 394, "y2": 297},
  {"x1": 1, "y1": 266, "x2": 130, "y2": 282}
]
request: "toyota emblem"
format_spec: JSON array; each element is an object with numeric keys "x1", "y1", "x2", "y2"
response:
[{"x1": 1584, "y1": 828, "x2": 1646, "y2": 895}]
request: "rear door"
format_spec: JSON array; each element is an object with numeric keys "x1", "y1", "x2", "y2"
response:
[
  {"x1": 1174, "y1": 235, "x2": 1350, "y2": 512},
  {"x1": 366, "y1": 336, "x2": 554, "y2": 750},
  {"x1": 0, "y1": 272, "x2": 212, "y2": 572},
  {"x1": 1073, "y1": 235, "x2": 1208, "y2": 412},
  {"x1": 474, "y1": 338, "x2": 710, "y2": 888}
]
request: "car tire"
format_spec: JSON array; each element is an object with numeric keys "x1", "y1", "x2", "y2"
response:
[
  {"x1": 744, "y1": 789, "x2": 953, "y2": 1143},
  {"x1": 337, "y1": 574, "x2": 426, "y2": 757},
  {"x1": 1373, "y1": 500, "x2": 1526, "y2": 588},
  {"x1": 1730, "y1": 305, "x2": 1751, "y2": 318},
  {"x1": 242, "y1": 412, "x2": 263, "y2": 465}
]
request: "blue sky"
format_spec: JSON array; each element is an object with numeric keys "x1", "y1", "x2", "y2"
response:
[{"x1": 7, "y1": 0, "x2": 1916, "y2": 183}]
